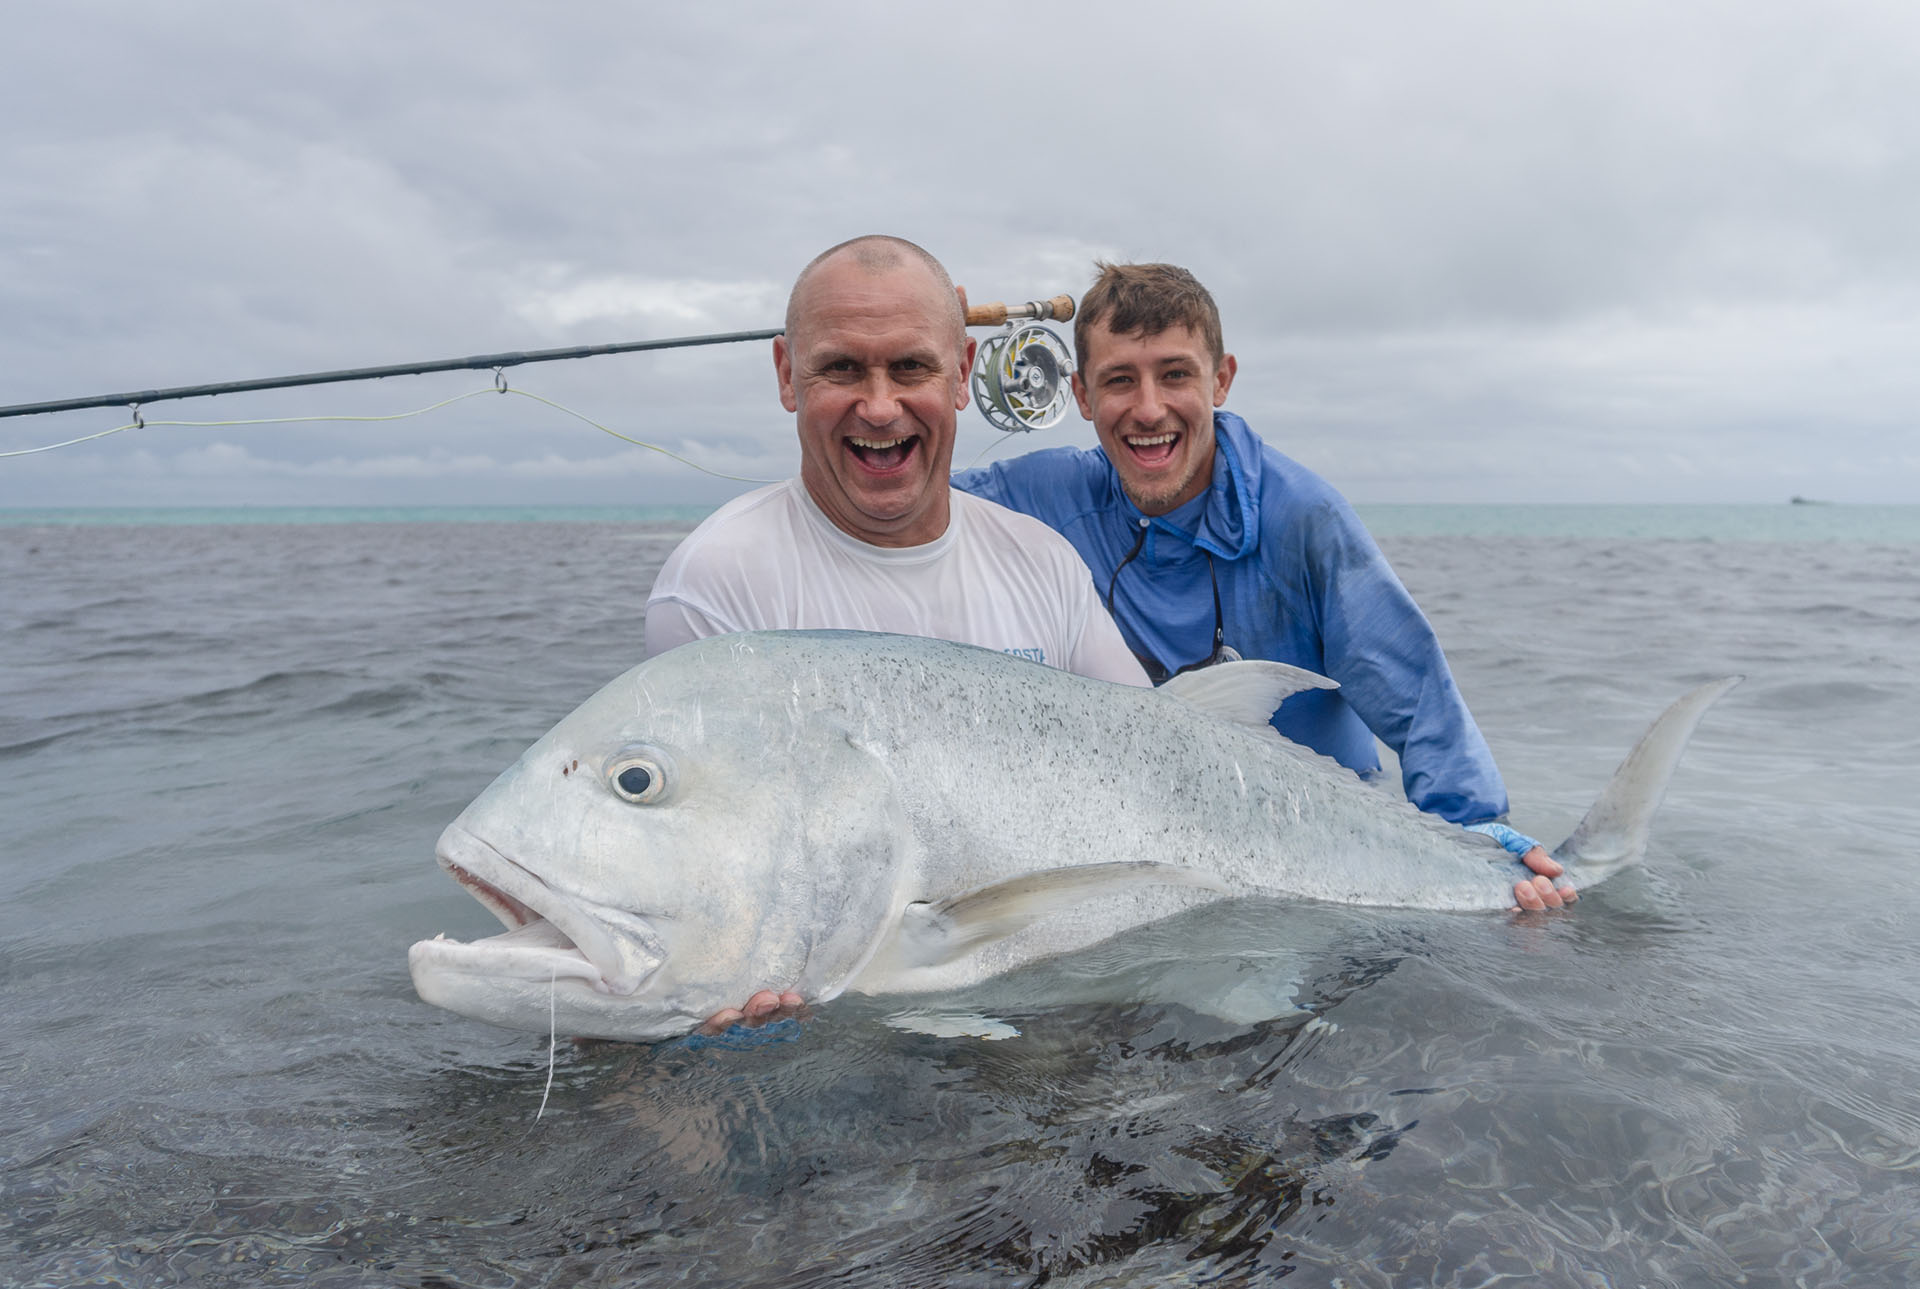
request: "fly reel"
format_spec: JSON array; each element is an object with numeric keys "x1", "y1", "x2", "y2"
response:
[{"x1": 966, "y1": 294, "x2": 1077, "y2": 433}]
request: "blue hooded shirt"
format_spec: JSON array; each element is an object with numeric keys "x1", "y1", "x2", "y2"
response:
[{"x1": 953, "y1": 411, "x2": 1510, "y2": 825}]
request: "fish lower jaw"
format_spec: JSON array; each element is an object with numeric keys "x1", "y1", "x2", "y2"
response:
[{"x1": 412, "y1": 920, "x2": 611, "y2": 989}]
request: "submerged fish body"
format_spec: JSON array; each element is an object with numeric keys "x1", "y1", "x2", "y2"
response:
[{"x1": 409, "y1": 630, "x2": 1736, "y2": 1041}]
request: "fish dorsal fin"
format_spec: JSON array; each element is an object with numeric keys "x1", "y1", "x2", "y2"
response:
[
  {"x1": 1160, "y1": 660, "x2": 1338, "y2": 728},
  {"x1": 867, "y1": 861, "x2": 1228, "y2": 976}
]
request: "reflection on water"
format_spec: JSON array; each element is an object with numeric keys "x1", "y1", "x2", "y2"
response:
[
  {"x1": 15, "y1": 896, "x2": 1916, "y2": 1286},
  {"x1": 12, "y1": 912, "x2": 1421, "y2": 1286},
  {"x1": 4, "y1": 519, "x2": 1919, "y2": 1286}
]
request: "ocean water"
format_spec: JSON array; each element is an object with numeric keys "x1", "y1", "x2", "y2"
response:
[{"x1": 2, "y1": 505, "x2": 1917, "y2": 1287}]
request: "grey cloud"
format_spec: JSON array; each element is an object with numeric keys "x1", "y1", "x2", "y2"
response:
[{"x1": 4, "y1": 1, "x2": 1918, "y2": 505}]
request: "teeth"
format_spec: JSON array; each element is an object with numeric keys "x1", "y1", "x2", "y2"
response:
[
  {"x1": 850, "y1": 436, "x2": 910, "y2": 449},
  {"x1": 1127, "y1": 433, "x2": 1176, "y2": 447}
]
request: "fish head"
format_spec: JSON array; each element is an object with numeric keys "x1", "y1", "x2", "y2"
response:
[{"x1": 409, "y1": 636, "x2": 914, "y2": 1041}]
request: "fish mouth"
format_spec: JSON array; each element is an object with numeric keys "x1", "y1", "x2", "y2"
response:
[{"x1": 416, "y1": 824, "x2": 666, "y2": 996}]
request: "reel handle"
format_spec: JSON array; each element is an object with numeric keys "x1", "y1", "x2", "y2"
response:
[{"x1": 965, "y1": 294, "x2": 1075, "y2": 328}]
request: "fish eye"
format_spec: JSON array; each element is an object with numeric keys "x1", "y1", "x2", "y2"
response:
[{"x1": 606, "y1": 749, "x2": 670, "y2": 804}]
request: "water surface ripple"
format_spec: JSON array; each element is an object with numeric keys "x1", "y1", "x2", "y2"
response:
[{"x1": 2, "y1": 515, "x2": 1915, "y2": 1286}]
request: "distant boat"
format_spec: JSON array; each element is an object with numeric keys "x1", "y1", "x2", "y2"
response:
[{"x1": 1789, "y1": 495, "x2": 1827, "y2": 505}]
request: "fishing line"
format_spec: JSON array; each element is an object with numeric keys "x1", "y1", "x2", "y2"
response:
[
  {"x1": 0, "y1": 387, "x2": 501, "y2": 459},
  {"x1": 3, "y1": 377, "x2": 1043, "y2": 483},
  {"x1": 1, "y1": 295, "x2": 1079, "y2": 479},
  {"x1": 498, "y1": 385, "x2": 777, "y2": 484},
  {"x1": 0, "y1": 381, "x2": 784, "y2": 485},
  {"x1": 536, "y1": 968, "x2": 558, "y2": 1123},
  {"x1": 0, "y1": 419, "x2": 141, "y2": 457},
  {"x1": 956, "y1": 428, "x2": 1023, "y2": 472}
]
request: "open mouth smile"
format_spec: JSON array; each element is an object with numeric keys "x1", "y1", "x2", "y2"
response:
[
  {"x1": 1121, "y1": 429, "x2": 1181, "y2": 468},
  {"x1": 846, "y1": 434, "x2": 920, "y2": 473}
]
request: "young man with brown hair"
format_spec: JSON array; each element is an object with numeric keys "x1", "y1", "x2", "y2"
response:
[{"x1": 954, "y1": 262, "x2": 1571, "y2": 911}]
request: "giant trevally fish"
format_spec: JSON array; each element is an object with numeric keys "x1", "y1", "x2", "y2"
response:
[{"x1": 409, "y1": 631, "x2": 1737, "y2": 1041}]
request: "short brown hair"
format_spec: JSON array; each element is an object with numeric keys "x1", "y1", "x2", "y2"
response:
[{"x1": 1074, "y1": 261, "x2": 1224, "y2": 369}]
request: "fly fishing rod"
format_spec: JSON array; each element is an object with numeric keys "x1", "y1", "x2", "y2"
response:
[
  {"x1": 0, "y1": 329, "x2": 782, "y2": 421},
  {"x1": 0, "y1": 293, "x2": 1079, "y2": 434}
]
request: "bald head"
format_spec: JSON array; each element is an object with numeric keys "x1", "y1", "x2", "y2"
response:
[
  {"x1": 785, "y1": 235, "x2": 966, "y2": 348},
  {"x1": 773, "y1": 234, "x2": 978, "y2": 549}
]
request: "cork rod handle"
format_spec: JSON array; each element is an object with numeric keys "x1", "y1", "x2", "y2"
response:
[{"x1": 965, "y1": 294, "x2": 1076, "y2": 328}]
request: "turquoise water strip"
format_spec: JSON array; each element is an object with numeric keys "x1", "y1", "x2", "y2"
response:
[{"x1": 2, "y1": 502, "x2": 1918, "y2": 541}]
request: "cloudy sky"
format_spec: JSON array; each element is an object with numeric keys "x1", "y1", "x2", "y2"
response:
[{"x1": 3, "y1": 1, "x2": 1916, "y2": 508}]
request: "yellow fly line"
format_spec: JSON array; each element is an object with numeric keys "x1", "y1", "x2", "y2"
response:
[
  {"x1": 0, "y1": 382, "x2": 787, "y2": 485},
  {"x1": 0, "y1": 378, "x2": 1028, "y2": 478}
]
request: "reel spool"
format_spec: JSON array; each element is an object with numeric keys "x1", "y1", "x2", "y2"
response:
[{"x1": 971, "y1": 322, "x2": 1075, "y2": 432}]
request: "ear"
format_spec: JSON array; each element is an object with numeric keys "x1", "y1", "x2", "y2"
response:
[
  {"x1": 954, "y1": 334, "x2": 977, "y2": 411},
  {"x1": 1212, "y1": 352, "x2": 1238, "y2": 407},
  {"x1": 774, "y1": 335, "x2": 799, "y2": 413},
  {"x1": 1071, "y1": 370, "x2": 1094, "y2": 421}
]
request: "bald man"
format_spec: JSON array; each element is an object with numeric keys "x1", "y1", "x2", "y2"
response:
[
  {"x1": 644, "y1": 234, "x2": 1145, "y2": 685},
  {"x1": 643, "y1": 235, "x2": 1148, "y2": 1033}
]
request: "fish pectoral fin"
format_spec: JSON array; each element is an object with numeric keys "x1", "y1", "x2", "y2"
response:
[
  {"x1": 1160, "y1": 660, "x2": 1337, "y2": 729},
  {"x1": 880, "y1": 861, "x2": 1229, "y2": 972}
]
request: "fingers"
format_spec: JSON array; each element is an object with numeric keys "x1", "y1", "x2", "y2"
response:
[
  {"x1": 1511, "y1": 848, "x2": 1576, "y2": 914},
  {"x1": 699, "y1": 990, "x2": 810, "y2": 1036},
  {"x1": 1521, "y1": 846, "x2": 1565, "y2": 880},
  {"x1": 1512, "y1": 877, "x2": 1542, "y2": 912},
  {"x1": 698, "y1": 1007, "x2": 747, "y2": 1036},
  {"x1": 1510, "y1": 873, "x2": 1577, "y2": 913}
]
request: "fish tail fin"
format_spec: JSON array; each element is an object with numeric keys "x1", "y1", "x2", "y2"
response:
[{"x1": 1557, "y1": 676, "x2": 1742, "y2": 881}]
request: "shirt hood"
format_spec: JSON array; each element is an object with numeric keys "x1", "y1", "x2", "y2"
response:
[{"x1": 1108, "y1": 411, "x2": 1262, "y2": 561}]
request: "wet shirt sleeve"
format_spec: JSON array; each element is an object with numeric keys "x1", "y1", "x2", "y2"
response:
[
  {"x1": 951, "y1": 459, "x2": 1043, "y2": 513},
  {"x1": 1299, "y1": 502, "x2": 1510, "y2": 825}
]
